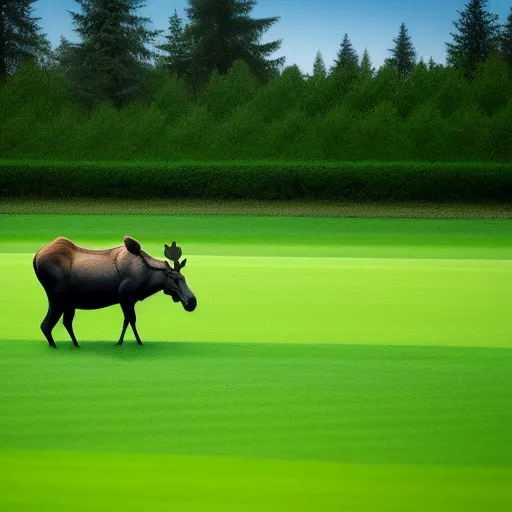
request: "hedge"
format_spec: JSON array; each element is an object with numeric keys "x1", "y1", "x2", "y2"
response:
[{"x1": 1, "y1": 160, "x2": 511, "y2": 202}]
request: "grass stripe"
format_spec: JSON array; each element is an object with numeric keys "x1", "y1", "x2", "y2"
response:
[
  {"x1": 5, "y1": 252, "x2": 511, "y2": 347},
  {"x1": 4, "y1": 242, "x2": 512, "y2": 260},
  {"x1": 1, "y1": 450, "x2": 511, "y2": 511},
  {"x1": 2, "y1": 214, "x2": 512, "y2": 261},
  {"x1": 1, "y1": 341, "x2": 511, "y2": 468}
]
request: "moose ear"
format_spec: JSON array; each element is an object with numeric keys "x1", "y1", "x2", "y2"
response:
[
  {"x1": 124, "y1": 236, "x2": 141, "y2": 255},
  {"x1": 180, "y1": 258, "x2": 187, "y2": 269}
]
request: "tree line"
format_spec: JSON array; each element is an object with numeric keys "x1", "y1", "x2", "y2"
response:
[
  {"x1": 1, "y1": 0, "x2": 512, "y2": 162},
  {"x1": 2, "y1": 1, "x2": 512, "y2": 103}
]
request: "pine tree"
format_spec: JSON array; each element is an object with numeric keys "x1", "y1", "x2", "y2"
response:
[
  {"x1": 312, "y1": 50, "x2": 326, "y2": 79},
  {"x1": 446, "y1": 0, "x2": 500, "y2": 77},
  {"x1": 500, "y1": 7, "x2": 512, "y2": 69},
  {"x1": 157, "y1": 8, "x2": 192, "y2": 80},
  {"x1": 184, "y1": 0, "x2": 284, "y2": 89},
  {"x1": 0, "y1": 0, "x2": 50, "y2": 80},
  {"x1": 66, "y1": 0, "x2": 160, "y2": 108},
  {"x1": 331, "y1": 33, "x2": 359, "y2": 73},
  {"x1": 48, "y1": 36, "x2": 73, "y2": 71},
  {"x1": 360, "y1": 47, "x2": 374, "y2": 79},
  {"x1": 387, "y1": 23, "x2": 416, "y2": 79},
  {"x1": 428, "y1": 56, "x2": 436, "y2": 70}
]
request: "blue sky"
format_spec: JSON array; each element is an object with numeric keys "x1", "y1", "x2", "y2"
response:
[{"x1": 34, "y1": 0, "x2": 512, "y2": 73}]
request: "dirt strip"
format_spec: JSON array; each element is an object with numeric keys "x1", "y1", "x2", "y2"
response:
[{"x1": 1, "y1": 198, "x2": 511, "y2": 218}]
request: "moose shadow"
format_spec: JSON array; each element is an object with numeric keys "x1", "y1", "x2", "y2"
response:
[{"x1": 37, "y1": 340, "x2": 236, "y2": 360}]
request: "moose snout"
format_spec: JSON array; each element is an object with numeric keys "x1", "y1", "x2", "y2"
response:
[{"x1": 183, "y1": 296, "x2": 197, "y2": 312}]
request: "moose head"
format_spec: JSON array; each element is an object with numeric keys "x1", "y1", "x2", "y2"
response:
[{"x1": 163, "y1": 241, "x2": 196, "y2": 311}]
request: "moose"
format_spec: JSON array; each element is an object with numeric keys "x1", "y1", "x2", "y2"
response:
[{"x1": 33, "y1": 236, "x2": 197, "y2": 348}]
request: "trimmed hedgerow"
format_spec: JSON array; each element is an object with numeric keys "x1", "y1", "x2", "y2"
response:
[{"x1": 1, "y1": 160, "x2": 510, "y2": 202}]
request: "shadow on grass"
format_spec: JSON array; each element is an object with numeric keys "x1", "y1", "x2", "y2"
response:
[
  {"x1": 5, "y1": 339, "x2": 512, "y2": 362},
  {"x1": 3, "y1": 339, "x2": 291, "y2": 361},
  {"x1": 43, "y1": 340, "x2": 226, "y2": 360}
]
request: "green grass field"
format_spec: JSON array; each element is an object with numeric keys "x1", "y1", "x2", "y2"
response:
[{"x1": 1, "y1": 212, "x2": 511, "y2": 511}]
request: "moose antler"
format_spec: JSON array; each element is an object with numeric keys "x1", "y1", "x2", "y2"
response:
[{"x1": 164, "y1": 241, "x2": 187, "y2": 272}]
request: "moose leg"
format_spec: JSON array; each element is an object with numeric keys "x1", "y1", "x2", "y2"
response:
[
  {"x1": 116, "y1": 317, "x2": 129, "y2": 346},
  {"x1": 41, "y1": 301, "x2": 64, "y2": 348},
  {"x1": 120, "y1": 302, "x2": 143, "y2": 345},
  {"x1": 63, "y1": 308, "x2": 79, "y2": 348}
]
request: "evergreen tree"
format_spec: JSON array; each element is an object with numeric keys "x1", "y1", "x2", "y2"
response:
[
  {"x1": 66, "y1": 0, "x2": 160, "y2": 108},
  {"x1": 500, "y1": 7, "x2": 512, "y2": 68},
  {"x1": 331, "y1": 33, "x2": 359, "y2": 73},
  {"x1": 427, "y1": 57, "x2": 444, "y2": 70},
  {"x1": 0, "y1": 0, "x2": 50, "y2": 80},
  {"x1": 184, "y1": 0, "x2": 284, "y2": 89},
  {"x1": 471, "y1": 52, "x2": 512, "y2": 116},
  {"x1": 312, "y1": 50, "x2": 326, "y2": 79},
  {"x1": 360, "y1": 47, "x2": 374, "y2": 79},
  {"x1": 51, "y1": 36, "x2": 74, "y2": 67},
  {"x1": 198, "y1": 59, "x2": 258, "y2": 120},
  {"x1": 446, "y1": 0, "x2": 500, "y2": 77},
  {"x1": 43, "y1": 36, "x2": 72, "y2": 81},
  {"x1": 381, "y1": 57, "x2": 395, "y2": 69},
  {"x1": 387, "y1": 22, "x2": 416, "y2": 79},
  {"x1": 157, "y1": 8, "x2": 192, "y2": 80}
]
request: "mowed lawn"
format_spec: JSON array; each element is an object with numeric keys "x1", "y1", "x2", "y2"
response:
[{"x1": 0, "y1": 213, "x2": 511, "y2": 511}]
